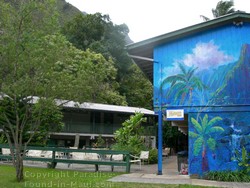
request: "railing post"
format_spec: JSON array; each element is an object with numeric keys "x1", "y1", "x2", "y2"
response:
[
  {"x1": 125, "y1": 153, "x2": 130, "y2": 173},
  {"x1": 51, "y1": 148, "x2": 56, "y2": 169}
]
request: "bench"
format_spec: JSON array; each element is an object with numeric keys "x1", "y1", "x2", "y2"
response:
[
  {"x1": 65, "y1": 148, "x2": 130, "y2": 172},
  {"x1": 0, "y1": 145, "x2": 131, "y2": 173}
]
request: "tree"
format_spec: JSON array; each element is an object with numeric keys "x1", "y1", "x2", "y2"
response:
[
  {"x1": 189, "y1": 114, "x2": 224, "y2": 173},
  {"x1": 62, "y1": 13, "x2": 153, "y2": 108},
  {"x1": 0, "y1": 0, "x2": 64, "y2": 182},
  {"x1": 0, "y1": 0, "x2": 125, "y2": 182},
  {"x1": 113, "y1": 112, "x2": 147, "y2": 155},
  {"x1": 160, "y1": 63, "x2": 205, "y2": 105},
  {"x1": 120, "y1": 64, "x2": 153, "y2": 109},
  {"x1": 62, "y1": 13, "x2": 132, "y2": 73},
  {"x1": 163, "y1": 121, "x2": 183, "y2": 152},
  {"x1": 200, "y1": 0, "x2": 235, "y2": 21}
]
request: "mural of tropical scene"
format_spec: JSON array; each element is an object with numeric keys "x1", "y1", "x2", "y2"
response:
[
  {"x1": 153, "y1": 25, "x2": 250, "y2": 175},
  {"x1": 189, "y1": 112, "x2": 249, "y2": 175},
  {"x1": 154, "y1": 24, "x2": 250, "y2": 108}
]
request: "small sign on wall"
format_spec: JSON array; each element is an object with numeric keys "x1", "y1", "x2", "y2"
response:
[{"x1": 166, "y1": 109, "x2": 184, "y2": 121}]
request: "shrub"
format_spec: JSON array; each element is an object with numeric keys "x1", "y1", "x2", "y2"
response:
[
  {"x1": 95, "y1": 135, "x2": 105, "y2": 147},
  {"x1": 232, "y1": 146, "x2": 250, "y2": 174},
  {"x1": 0, "y1": 133, "x2": 7, "y2": 144},
  {"x1": 112, "y1": 112, "x2": 147, "y2": 155},
  {"x1": 148, "y1": 148, "x2": 158, "y2": 164},
  {"x1": 204, "y1": 170, "x2": 250, "y2": 182}
]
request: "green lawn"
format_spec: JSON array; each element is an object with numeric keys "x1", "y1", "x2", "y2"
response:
[{"x1": 0, "y1": 164, "x2": 214, "y2": 188}]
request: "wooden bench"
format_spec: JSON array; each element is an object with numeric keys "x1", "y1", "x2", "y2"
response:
[{"x1": 0, "y1": 145, "x2": 131, "y2": 173}]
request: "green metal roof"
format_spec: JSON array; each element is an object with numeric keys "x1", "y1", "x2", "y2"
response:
[{"x1": 126, "y1": 12, "x2": 250, "y2": 82}]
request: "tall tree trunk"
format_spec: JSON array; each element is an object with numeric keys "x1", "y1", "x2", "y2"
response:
[
  {"x1": 202, "y1": 145, "x2": 209, "y2": 173},
  {"x1": 188, "y1": 88, "x2": 193, "y2": 105},
  {"x1": 15, "y1": 152, "x2": 24, "y2": 182}
]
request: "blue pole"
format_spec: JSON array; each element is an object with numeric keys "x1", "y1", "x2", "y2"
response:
[{"x1": 157, "y1": 109, "x2": 163, "y2": 175}]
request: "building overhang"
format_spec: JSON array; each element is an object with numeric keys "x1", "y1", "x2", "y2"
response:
[{"x1": 28, "y1": 96, "x2": 156, "y2": 116}]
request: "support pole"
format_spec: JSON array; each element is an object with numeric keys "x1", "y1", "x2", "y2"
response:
[{"x1": 157, "y1": 110, "x2": 163, "y2": 175}]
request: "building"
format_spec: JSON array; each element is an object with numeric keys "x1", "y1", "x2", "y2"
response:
[
  {"x1": 49, "y1": 101, "x2": 157, "y2": 149},
  {"x1": 127, "y1": 12, "x2": 250, "y2": 175}
]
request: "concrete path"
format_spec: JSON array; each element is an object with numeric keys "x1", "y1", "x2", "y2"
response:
[
  {"x1": 109, "y1": 173, "x2": 250, "y2": 188},
  {"x1": 108, "y1": 156, "x2": 250, "y2": 188}
]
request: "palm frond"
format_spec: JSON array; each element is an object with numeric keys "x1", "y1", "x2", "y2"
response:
[
  {"x1": 208, "y1": 126, "x2": 224, "y2": 134},
  {"x1": 193, "y1": 136, "x2": 203, "y2": 156},
  {"x1": 174, "y1": 86, "x2": 188, "y2": 103},
  {"x1": 200, "y1": 15, "x2": 210, "y2": 21},
  {"x1": 204, "y1": 116, "x2": 223, "y2": 133},
  {"x1": 207, "y1": 137, "x2": 216, "y2": 151},
  {"x1": 212, "y1": 0, "x2": 235, "y2": 18},
  {"x1": 190, "y1": 77, "x2": 207, "y2": 91},
  {"x1": 178, "y1": 63, "x2": 187, "y2": 75},
  {"x1": 167, "y1": 82, "x2": 186, "y2": 98},
  {"x1": 201, "y1": 114, "x2": 208, "y2": 132},
  {"x1": 191, "y1": 117, "x2": 202, "y2": 134},
  {"x1": 189, "y1": 131, "x2": 199, "y2": 138},
  {"x1": 187, "y1": 66, "x2": 198, "y2": 81},
  {"x1": 160, "y1": 74, "x2": 185, "y2": 89}
]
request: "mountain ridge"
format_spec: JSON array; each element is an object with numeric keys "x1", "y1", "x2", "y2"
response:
[{"x1": 214, "y1": 44, "x2": 250, "y2": 104}]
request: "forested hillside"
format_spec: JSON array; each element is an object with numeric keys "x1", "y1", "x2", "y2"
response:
[
  {"x1": 56, "y1": 0, "x2": 83, "y2": 24},
  {"x1": 1, "y1": 0, "x2": 153, "y2": 109},
  {"x1": 59, "y1": 1, "x2": 153, "y2": 109}
]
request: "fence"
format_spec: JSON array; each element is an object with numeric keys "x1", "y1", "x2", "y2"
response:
[{"x1": 0, "y1": 144, "x2": 131, "y2": 173}]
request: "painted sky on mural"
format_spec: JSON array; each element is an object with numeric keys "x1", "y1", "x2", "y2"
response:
[
  {"x1": 160, "y1": 40, "x2": 236, "y2": 81},
  {"x1": 66, "y1": 0, "x2": 250, "y2": 42},
  {"x1": 154, "y1": 24, "x2": 250, "y2": 86}
]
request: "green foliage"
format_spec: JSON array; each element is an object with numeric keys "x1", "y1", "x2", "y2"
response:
[
  {"x1": 113, "y1": 112, "x2": 147, "y2": 155},
  {"x1": 201, "y1": 0, "x2": 235, "y2": 21},
  {"x1": 204, "y1": 170, "x2": 250, "y2": 182},
  {"x1": 148, "y1": 148, "x2": 158, "y2": 164},
  {"x1": 120, "y1": 64, "x2": 153, "y2": 109},
  {"x1": 193, "y1": 137, "x2": 204, "y2": 156},
  {"x1": 163, "y1": 122, "x2": 181, "y2": 149},
  {"x1": 62, "y1": 13, "x2": 153, "y2": 108},
  {"x1": 0, "y1": 133, "x2": 7, "y2": 144},
  {"x1": 189, "y1": 114, "x2": 223, "y2": 156},
  {"x1": 0, "y1": 0, "x2": 150, "y2": 181},
  {"x1": 95, "y1": 135, "x2": 106, "y2": 148},
  {"x1": 232, "y1": 147, "x2": 250, "y2": 174},
  {"x1": 0, "y1": 0, "x2": 89, "y2": 182},
  {"x1": 161, "y1": 63, "x2": 206, "y2": 105},
  {"x1": 40, "y1": 34, "x2": 126, "y2": 105},
  {"x1": 62, "y1": 13, "x2": 132, "y2": 74},
  {"x1": 56, "y1": 0, "x2": 82, "y2": 25},
  {"x1": 207, "y1": 138, "x2": 216, "y2": 151},
  {"x1": 0, "y1": 96, "x2": 63, "y2": 145}
]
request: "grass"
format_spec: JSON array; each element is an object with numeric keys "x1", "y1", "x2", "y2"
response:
[
  {"x1": 204, "y1": 170, "x2": 250, "y2": 182},
  {"x1": 0, "y1": 164, "x2": 213, "y2": 188}
]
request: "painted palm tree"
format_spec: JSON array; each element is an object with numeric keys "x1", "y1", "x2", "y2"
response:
[
  {"x1": 160, "y1": 63, "x2": 205, "y2": 105},
  {"x1": 200, "y1": 0, "x2": 235, "y2": 21},
  {"x1": 189, "y1": 114, "x2": 224, "y2": 173}
]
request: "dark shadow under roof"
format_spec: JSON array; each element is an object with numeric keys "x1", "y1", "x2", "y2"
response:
[{"x1": 126, "y1": 12, "x2": 250, "y2": 82}]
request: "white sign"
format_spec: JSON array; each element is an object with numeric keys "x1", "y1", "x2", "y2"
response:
[{"x1": 166, "y1": 109, "x2": 184, "y2": 120}]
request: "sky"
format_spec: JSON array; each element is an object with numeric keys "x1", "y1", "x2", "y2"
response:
[{"x1": 65, "y1": 0, "x2": 250, "y2": 43}]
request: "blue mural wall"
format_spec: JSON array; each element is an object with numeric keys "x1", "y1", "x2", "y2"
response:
[
  {"x1": 154, "y1": 23, "x2": 250, "y2": 108},
  {"x1": 189, "y1": 112, "x2": 250, "y2": 175},
  {"x1": 153, "y1": 23, "x2": 250, "y2": 175}
]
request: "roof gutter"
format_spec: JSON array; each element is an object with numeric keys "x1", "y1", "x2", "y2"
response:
[{"x1": 128, "y1": 54, "x2": 154, "y2": 62}]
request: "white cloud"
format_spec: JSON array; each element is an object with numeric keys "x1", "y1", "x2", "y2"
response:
[{"x1": 182, "y1": 41, "x2": 234, "y2": 70}]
